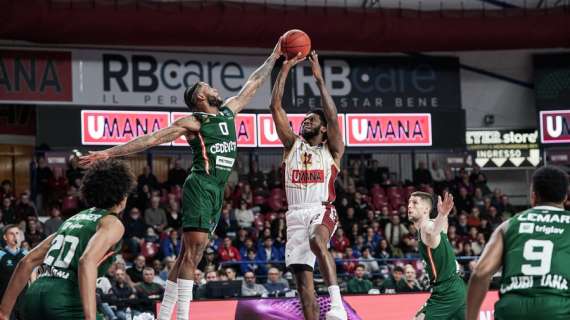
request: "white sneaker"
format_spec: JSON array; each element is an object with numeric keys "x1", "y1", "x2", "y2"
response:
[{"x1": 325, "y1": 305, "x2": 348, "y2": 320}]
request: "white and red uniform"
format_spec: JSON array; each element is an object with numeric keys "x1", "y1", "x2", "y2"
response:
[{"x1": 283, "y1": 137, "x2": 339, "y2": 268}]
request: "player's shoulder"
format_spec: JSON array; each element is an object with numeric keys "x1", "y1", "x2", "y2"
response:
[{"x1": 219, "y1": 105, "x2": 234, "y2": 118}]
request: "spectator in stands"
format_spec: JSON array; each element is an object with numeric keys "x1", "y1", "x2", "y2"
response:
[
  {"x1": 43, "y1": 207, "x2": 63, "y2": 235},
  {"x1": 487, "y1": 206, "x2": 502, "y2": 229},
  {"x1": 358, "y1": 247, "x2": 379, "y2": 276},
  {"x1": 331, "y1": 228, "x2": 350, "y2": 253},
  {"x1": 137, "y1": 166, "x2": 159, "y2": 193},
  {"x1": 218, "y1": 237, "x2": 241, "y2": 263},
  {"x1": 401, "y1": 224, "x2": 420, "y2": 258},
  {"x1": 216, "y1": 206, "x2": 238, "y2": 237},
  {"x1": 256, "y1": 237, "x2": 281, "y2": 274},
  {"x1": 198, "y1": 248, "x2": 219, "y2": 271},
  {"x1": 165, "y1": 201, "x2": 181, "y2": 230},
  {"x1": 224, "y1": 267, "x2": 237, "y2": 281},
  {"x1": 239, "y1": 248, "x2": 259, "y2": 275},
  {"x1": 472, "y1": 187, "x2": 485, "y2": 210},
  {"x1": 107, "y1": 268, "x2": 139, "y2": 320},
  {"x1": 456, "y1": 214, "x2": 470, "y2": 237},
  {"x1": 0, "y1": 181, "x2": 14, "y2": 202},
  {"x1": 36, "y1": 156, "x2": 54, "y2": 214},
  {"x1": 144, "y1": 196, "x2": 167, "y2": 233},
  {"x1": 2, "y1": 198, "x2": 15, "y2": 225},
  {"x1": 401, "y1": 265, "x2": 422, "y2": 292},
  {"x1": 380, "y1": 266, "x2": 406, "y2": 294},
  {"x1": 151, "y1": 259, "x2": 164, "y2": 286},
  {"x1": 159, "y1": 256, "x2": 176, "y2": 282},
  {"x1": 24, "y1": 217, "x2": 45, "y2": 249},
  {"x1": 376, "y1": 239, "x2": 392, "y2": 261},
  {"x1": 413, "y1": 161, "x2": 432, "y2": 186},
  {"x1": 429, "y1": 161, "x2": 445, "y2": 184},
  {"x1": 160, "y1": 229, "x2": 181, "y2": 258},
  {"x1": 467, "y1": 207, "x2": 481, "y2": 228},
  {"x1": 167, "y1": 160, "x2": 187, "y2": 187},
  {"x1": 14, "y1": 193, "x2": 36, "y2": 224},
  {"x1": 0, "y1": 225, "x2": 26, "y2": 319},
  {"x1": 135, "y1": 267, "x2": 164, "y2": 314},
  {"x1": 497, "y1": 195, "x2": 515, "y2": 218},
  {"x1": 123, "y1": 207, "x2": 147, "y2": 257},
  {"x1": 384, "y1": 215, "x2": 408, "y2": 248},
  {"x1": 234, "y1": 200, "x2": 254, "y2": 229},
  {"x1": 127, "y1": 255, "x2": 146, "y2": 284},
  {"x1": 455, "y1": 187, "x2": 473, "y2": 214},
  {"x1": 263, "y1": 268, "x2": 289, "y2": 296},
  {"x1": 471, "y1": 232, "x2": 486, "y2": 256},
  {"x1": 241, "y1": 271, "x2": 268, "y2": 297},
  {"x1": 347, "y1": 264, "x2": 373, "y2": 294},
  {"x1": 205, "y1": 270, "x2": 218, "y2": 282}
]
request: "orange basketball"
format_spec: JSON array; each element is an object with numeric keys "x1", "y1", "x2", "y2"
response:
[{"x1": 281, "y1": 29, "x2": 311, "y2": 60}]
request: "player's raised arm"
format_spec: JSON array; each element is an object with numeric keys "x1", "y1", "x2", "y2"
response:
[
  {"x1": 78, "y1": 215, "x2": 125, "y2": 320},
  {"x1": 79, "y1": 116, "x2": 200, "y2": 167},
  {"x1": 466, "y1": 221, "x2": 506, "y2": 320},
  {"x1": 225, "y1": 38, "x2": 283, "y2": 114},
  {"x1": 0, "y1": 233, "x2": 56, "y2": 319},
  {"x1": 309, "y1": 51, "x2": 345, "y2": 161},
  {"x1": 269, "y1": 53, "x2": 305, "y2": 150},
  {"x1": 421, "y1": 192, "x2": 454, "y2": 248}
]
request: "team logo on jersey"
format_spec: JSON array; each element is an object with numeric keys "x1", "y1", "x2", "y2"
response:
[
  {"x1": 519, "y1": 222, "x2": 535, "y2": 234},
  {"x1": 291, "y1": 169, "x2": 325, "y2": 184},
  {"x1": 301, "y1": 152, "x2": 313, "y2": 166}
]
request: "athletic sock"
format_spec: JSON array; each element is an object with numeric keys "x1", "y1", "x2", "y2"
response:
[
  {"x1": 158, "y1": 280, "x2": 178, "y2": 320},
  {"x1": 328, "y1": 285, "x2": 343, "y2": 308},
  {"x1": 176, "y1": 279, "x2": 194, "y2": 320}
]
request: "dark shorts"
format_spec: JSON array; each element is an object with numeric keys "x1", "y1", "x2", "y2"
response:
[{"x1": 181, "y1": 173, "x2": 225, "y2": 234}]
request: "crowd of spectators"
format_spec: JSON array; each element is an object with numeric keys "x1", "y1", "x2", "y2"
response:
[{"x1": 0, "y1": 155, "x2": 530, "y2": 315}]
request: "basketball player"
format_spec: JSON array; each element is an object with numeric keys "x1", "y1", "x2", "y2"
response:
[
  {"x1": 467, "y1": 166, "x2": 570, "y2": 320},
  {"x1": 0, "y1": 159, "x2": 135, "y2": 320},
  {"x1": 79, "y1": 38, "x2": 282, "y2": 320},
  {"x1": 269, "y1": 50, "x2": 347, "y2": 320},
  {"x1": 407, "y1": 191, "x2": 466, "y2": 319}
]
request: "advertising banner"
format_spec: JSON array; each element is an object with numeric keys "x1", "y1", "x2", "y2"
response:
[
  {"x1": 540, "y1": 110, "x2": 570, "y2": 144},
  {"x1": 345, "y1": 113, "x2": 432, "y2": 147},
  {"x1": 257, "y1": 114, "x2": 345, "y2": 147},
  {"x1": 466, "y1": 128, "x2": 540, "y2": 168}
]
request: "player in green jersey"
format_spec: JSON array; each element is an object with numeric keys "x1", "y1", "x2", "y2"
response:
[
  {"x1": 0, "y1": 159, "x2": 135, "y2": 320},
  {"x1": 79, "y1": 38, "x2": 283, "y2": 320},
  {"x1": 408, "y1": 191, "x2": 466, "y2": 320},
  {"x1": 467, "y1": 166, "x2": 570, "y2": 320}
]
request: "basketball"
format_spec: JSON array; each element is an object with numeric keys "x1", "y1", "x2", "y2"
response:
[{"x1": 281, "y1": 29, "x2": 311, "y2": 59}]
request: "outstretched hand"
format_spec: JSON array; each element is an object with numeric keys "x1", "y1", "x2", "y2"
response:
[
  {"x1": 308, "y1": 50, "x2": 323, "y2": 82},
  {"x1": 282, "y1": 52, "x2": 306, "y2": 70},
  {"x1": 437, "y1": 192, "x2": 454, "y2": 217},
  {"x1": 272, "y1": 36, "x2": 285, "y2": 59},
  {"x1": 78, "y1": 151, "x2": 110, "y2": 168}
]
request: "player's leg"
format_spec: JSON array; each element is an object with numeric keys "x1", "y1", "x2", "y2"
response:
[
  {"x1": 158, "y1": 240, "x2": 185, "y2": 320},
  {"x1": 176, "y1": 230, "x2": 209, "y2": 320},
  {"x1": 292, "y1": 266, "x2": 319, "y2": 320},
  {"x1": 308, "y1": 206, "x2": 346, "y2": 320}
]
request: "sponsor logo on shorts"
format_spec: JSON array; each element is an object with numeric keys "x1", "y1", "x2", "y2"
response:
[{"x1": 291, "y1": 169, "x2": 325, "y2": 184}]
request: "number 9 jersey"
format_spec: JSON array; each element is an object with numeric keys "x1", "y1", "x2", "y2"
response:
[
  {"x1": 22, "y1": 208, "x2": 121, "y2": 320},
  {"x1": 495, "y1": 206, "x2": 570, "y2": 320}
]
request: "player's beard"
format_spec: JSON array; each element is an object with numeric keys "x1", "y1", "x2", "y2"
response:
[
  {"x1": 301, "y1": 126, "x2": 321, "y2": 140},
  {"x1": 208, "y1": 95, "x2": 224, "y2": 108}
]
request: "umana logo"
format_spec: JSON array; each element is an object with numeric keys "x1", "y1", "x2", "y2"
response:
[{"x1": 291, "y1": 169, "x2": 325, "y2": 184}]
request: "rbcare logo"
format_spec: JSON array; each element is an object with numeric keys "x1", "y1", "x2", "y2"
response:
[{"x1": 540, "y1": 110, "x2": 570, "y2": 144}]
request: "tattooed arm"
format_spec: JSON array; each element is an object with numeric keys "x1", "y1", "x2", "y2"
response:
[
  {"x1": 225, "y1": 39, "x2": 283, "y2": 114},
  {"x1": 79, "y1": 116, "x2": 200, "y2": 167}
]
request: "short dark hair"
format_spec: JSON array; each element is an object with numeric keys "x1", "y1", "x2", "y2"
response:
[
  {"x1": 3, "y1": 224, "x2": 19, "y2": 234},
  {"x1": 410, "y1": 191, "x2": 433, "y2": 210},
  {"x1": 393, "y1": 266, "x2": 404, "y2": 273},
  {"x1": 80, "y1": 159, "x2": 135, "y2": 210},
  {"x1": 184, "y1": 82, "x2": 201, "y2": 110},
  {"x1": 532, "y1": 166, "x2": 569, "y2": 204},
  {"x1": 307, "y1": 109, "x2": 327, "y2": 127}
]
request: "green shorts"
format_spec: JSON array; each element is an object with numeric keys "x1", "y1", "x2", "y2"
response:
[
  {"x1": 495, "y1": 294, "x2": 570, "y2": 320},
  {"x1": 22, "y1": 277, "x2": 98, "y2": 320},
  {"x1": 417, "y1": 276, "x2": 466, "y2": 320},
  {"x1": 182, "y1": 173, "x2": 225, "y2": 234}
]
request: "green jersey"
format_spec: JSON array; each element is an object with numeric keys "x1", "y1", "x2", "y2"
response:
[
  {"x1": 419, "y1": 232, "x2": 461, "y2": 285},
  {"x1": 39, "y1": 207, "x2": 120, "y2": 282},
  {"x1": 499, "y1": 206, "x2": 570, "y2": 298},
  {"x1": 189, "y1": 106, "x2": 237, "y2": 184}
]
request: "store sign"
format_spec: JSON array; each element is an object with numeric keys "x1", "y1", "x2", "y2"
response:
[
  {"x1": 466, "y1": 128, "x2": 540, "y2": 168},
  {"x1": 540, "y1": 110, "x2": 570, "y2": 144},
  {"x1": 0, "y1": 49, "x2": 72, "y2": 102},
  {"x1": 257, "y1": 114, "x2": 345, "y2": 147},
  {"x1": 345, "y1": 113, "x2": 431, "y2": 146},
  {"x1": 171, "y1": 112, "x2": 257, "y2": 147}
]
